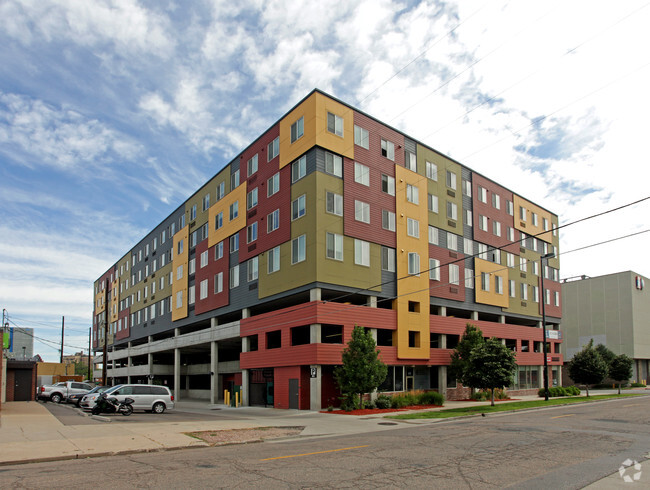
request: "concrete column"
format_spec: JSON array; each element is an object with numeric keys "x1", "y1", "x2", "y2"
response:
[
  {"x1": 499, "y1": 315, "x2": 506, "y2": 324},
  {"x1": 369, "y1": 328, "x2": 378, "y2": 343},
  {"x1": 471, "y1": 311, "x2": 479, "y2": 321},
  {"x1": 241, "y1": 369, "x2": 249, "y2": 406},
  {"x1": 439, "y1": 366, "x2": 447, "y2": 396},
  {"x1": 148, "y1": 335, "x2": 153, "y2": 343},
  {"x1": 174, "y1": 327, "x2": 180, "y2": 337},
  {"x1": 310, "y1": 365, "x2": 322, "y2": 411},
  {"x1": 440, "y1": 334, "x2": 447, "y2": 349},
  {"x1": 210, "y1": 317, "x2": 219, "y2": 328},
  {"x1": 310, "y1": 324, "x2": 321, "y2": 344},
  {"x1": 310, "y1": 288, "x2": 322, "y2": 302},
  {"x1": 439, "y1": 306, "x2": 447, "y2": 316},
  {"x1": 148, "y1": 353, "x2": 153, "y2": 384},
  {"x1": 210, "y1": 341, "x2": 219, "y2": 404},
  {"x1": 242, "y1": 308, "x2": 250, "y2": 319},
  {"x1": 368, "y1": 296, "x2": 377, "y2": 308},
  {"x1": 174, "y1": 348, "x2": 180, "y2": 402}
]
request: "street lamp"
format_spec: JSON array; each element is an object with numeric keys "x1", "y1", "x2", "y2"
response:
[{"x1": 540, "y1": 252, "x2": 555, "y2": 401}]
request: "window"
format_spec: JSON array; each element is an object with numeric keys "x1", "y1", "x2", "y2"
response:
[
  {"x1": 408, "y1": 252, "x2": 420, "y2": 276},
  {"x1": 268, "y1": 246, "x2": 280, "y2": 273},
  {"x1": 520, "y1": 232, "x2": 527, "y2": 246},
  {"x1": 247, "y1": 154, "x2": 258, "y2": 176},
  {"x1": 200, "y1": 279, "x2": 208, "y2": 300},
  {"x1": 215, "y1": 211, "x2": 223, "y2": 230},
  {"x1": 509, "y1": 280, "x2": 515, "y2": 298},
  {"x1": 247, "y1": 222, "x2": 258, "y2": 243},
  {"x1": 463, "y1": 238, "x2": 473, "y2": 255},
  {"x1": 520, "y1": 257, "x2": 527, "y2": 272},
  {"x1": 426, "y1": 161, "x2": 438, "y2": 181},
  {"x1": 230, "y1": 233, "x2": 239, "y2": 252},
  {"x1": 465, "y1": 209, "x2": 472, "y2": 225},
  {"x1": 247, "y1": 257, "x2": 258, "y2": 282},
  {"x1": 326, "y1": 191, "x2": 343, "y2": 215},
  {"x1": 405, "y1": 151, "x2": 416, "y2": 171},
  {"x1": 407, "y1": 218, "x2": 419, "y2": 238},
  {"x1": 292, "y1": 235, "x2": 306, "y2": 264},
  {"x1": 267, "y1": 136, "x2": 279, "y2": 161},
  {"x1": 428, "y1": 194, "x2": 439, "y2": 213},
  {"x1": 161, "y1": 230, "x2": 166, "y2": 244},
  {"x1": 267, "y1": 172, "x2": 280, "y2": 197},
  {"x1": 354, "y1": 125, "x2": 369, "y2": 149},
  {"x1": 355, "y1": 200, "x2": 370, "y2": 223},
  {"x1": 507, "y1": 227, "x2": 514, "y2": 242},
  {"x1": 430, "y1": 259, "x2": 440, "y2": 281},
  {"x1": 554, "y1": 291, "x2": 560, "y2": 306},
  {"x1": 519, "y1": 206, "x2": 526, "y2": 221},
  {"x1": 327, "y1": 112, "x2": 343, "y2": 136},
  {"x1": 381, "y1": 246, "x2": 395, "y2": 272},
  {"x1": 428, "y1": 226, "x2": 439, "y2": 245},
  {"x1": 267, "y1": 209, "x2": 280, "y2": 233},
  {"x1": 229, "y1": 200, "x2": 239, "y2": 221},
  {"x1": 462, "y1": 180, "x2": 471, "y2": 197},
  {"x1": 507, "y1": 253, "x2": 515, "y2": 268},
  {"x1": 492, "y1": 193, "x2": 500, "y2": 209},
  {"x1": 533, "y1": 286, "x2": 539, "y2": 302},
  {"x1": 478, "y1": 186, "x2": 487, "y2": 203},
  {"x1": 247, "y1": 188, "x2": 258, "y2": 209},
  {"x1": 493, "y1": 220, "x2": 501, "y2": 237},
  {"x1": 290, "y1": 116, "x2": 304, "y2": 143},
  {"x1": 449, "y1": 264, "x2": 460, "y2": 285},
  {"x1": 532, "y1": 212, "x2": 538, "y2": 226},
  {"x1": 189, "y1": 258, "x2": 195, "y2": 275},
  {"x1": 216, "y1": 181, "x2": 225, "y2": 201},
  {"x1": 176, "y1": 291, "x2": 183, "y2": 309},
  {"x1": 521, "y1": 283, "x2": 528, "y2": 300},
  {"x1": 354, "y1": 162, "x2": 370, "y2": 186},
  {"x1": 506, "y1": 199, "x2": 514, "y2": 215},
  {"x1": 446, "y1": 170, "x2": 457, "y2": 190},
  {"x1": 201, "y1": 222, "x2": 209, "y2": 241},
  {"x1": 478, "y1": 243, "x2": 488, "y2": 260},
  {"x1": 479, "y1": 215, "x2": 488, "y2": 231},
  {"x1": 495, "y1": 276, "x2": 504, "y2": 294},
  {"x1": 176, "y1": 265, "x2": 183, "y2": 280},
  {"x1": 230, "y1": 265, "x2": 239, "y2": 288},
  {"x1": 188, "y1": 285, "x2": 195, "y2": 305},
  {"x1": 214, "y1": 272, "x2": 223, "y2": 294},
  {"x1": 354, "y1": 239, "x2": 370, "y2": 266},
  {"x1": 447, "y1": 201, "x2": 458, "y2": 221},
  {"x1": 465, "y1": 268, "x2": 474, "y2": 288},
  {"x1": 381, "y1": 139, "x2": 395, "y2": 160},
  {"x1": 292, "y1": 194, "x2": 306, "y2": 220},
  {"x1": 406, "y1": 184, "x2": 419, "y2": 204},
  {"x1": 215, "y1": 241, "x2": 223, "y2": 260},
  {"x1": 545, "y1": 288, "x2": 551, "y2": 305},
  {"x1": 231, "y1": 169, "x2": 240, "y2": 189},
  {"x1": 532, "y1": 261, "x2": 539, "y2": 275},
  {"x1": 203, "y1": 194, "x2": 210, "y2": 211},
  {"x1": 190, "y1": 204, "x2": 197, "y2": 220},
  {"x1": 190, "y1": 231, "x2": 197, "y2": 248},
  {"x1": 382, "y1": 210, "x2": 395, "y2": 231},
  {"x1": 481, "y1": 272, "x2": 490, "y2": 291},
  {"x1": 200, "y1": 251, "x2": 208, "y2": 268},
  {"x1": 326, "y1": 232, "x2": 344, "y2": 261},
  {"x1": 291, "y1": 155, "x2": 307, "y2": 182},
  {"x1": 324, "y1": 152, "x2": 342, "y2": 177},
  {"x1": 381, "y1": 174, "x2": 395, "y2": 195}
]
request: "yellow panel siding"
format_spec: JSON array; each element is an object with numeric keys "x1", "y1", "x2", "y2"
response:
[
  {"x1": 474, "y1": 258, "x2": 509, "y2": 308},
  {"x1": 171, "y1": 225, "x2": 189, "y2": 322},
  {"x1": 395, "y1": 165, "x2": 430, "y2": 360},
  {"x1": 207, "y1": 182, "x2": 248, "y2": 249},
  {"x1": 110, "y1": 277, "x2": 119, "y2": 323},
  {"x1": 279, "y1": 93, "x2": 317, "y2": 169},
  {"x1": 513, "y1": 195, "x2": 555, "y2": 244},
  {"x1": 315, "y1": 93, "x2": 354, "y2": 160}
]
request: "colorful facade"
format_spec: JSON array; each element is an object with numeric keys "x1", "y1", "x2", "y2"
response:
[{"x1": 93, "y1": 90, "x2": 562, "y2": 409}]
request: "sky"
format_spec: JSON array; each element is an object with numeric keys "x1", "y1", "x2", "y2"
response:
[{"x1": 1, "y1": 0, "x2": 649, "y2": 362}]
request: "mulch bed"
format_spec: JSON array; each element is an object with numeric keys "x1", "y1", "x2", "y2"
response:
[
  {"x1": 321, "y1": 405, "x2": 442, "y2": 415},
  {"x1": 454, "y1": 398, "x2": 519, "y2": 402},
  {"x1": 185, "y1": 426, "x2": 304, "y2": 446}
]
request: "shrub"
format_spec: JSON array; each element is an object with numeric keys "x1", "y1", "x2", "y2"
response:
[
  {"x1": 363, "y1": 400, "x2": 376, "y2": 410},
  {"x1": 630, "y1": 382, "x2": 646, "y2": 387},
  {"x1": 472, "y1": 389, "x2": 508, "y2": 401},
  {"x1": 417, "y1": 391, "x2": 444, "y2": 406},
  {"x1": 375, "y1": 394, "x2": 391, "y2": 409},
  {"x1": 340, "y1": 396, "x2": 358, "y2": 411},
  {"x1": 390, "y1": 394, "x2": 409, "y2": 408},
  {"x1": 539, "y1": 386, "x2": 581, "y2": 398}
]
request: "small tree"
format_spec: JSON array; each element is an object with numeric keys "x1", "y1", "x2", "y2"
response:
[
  {"x1": 334, "y1": 326, "x2": 387, "y2": 410},
  {"x1": 568, "y1": 340, "x2": 608, "y2": 396},
  {"x1": 464, "y1": 338, "x2": 517, "y2": 406},
  {"x1": 609, "y1": 354, "x2": 633, "y2": 394},
  {"x1": 595, "y1": 344, "x2": 616, "y2": 368},
  {"x1": 449, "y1": 323, "x2": 484, "y2": 387}
]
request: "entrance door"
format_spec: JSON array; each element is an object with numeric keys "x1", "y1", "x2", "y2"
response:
[
  {"x1": 14, "y1": 370, "x2": 33, "y2": 401},
  {"x1": 289, "y1": 378, "x2": 299, "y2": 409}
]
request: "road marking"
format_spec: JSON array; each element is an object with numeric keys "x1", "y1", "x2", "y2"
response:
[
  {"x1": 260, "y1": 445, "x2": 370, "y2": 461},
  {"x1": 623, "y1": 404, "x2": 640, "y2": 407},
  {"x1": 550, "y1": 414, "x2": 575, "y2": 419}
]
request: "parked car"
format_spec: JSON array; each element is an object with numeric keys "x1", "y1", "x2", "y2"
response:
[
  {"x1": 67, "y1": 385, "x2": 109, "y2": 407},
  {"x1": 83, "y1": 384, "x2": 174, "y2": 413},
  {"x1": 38, "y1": 381, "x2": 94, "y2": 403}
]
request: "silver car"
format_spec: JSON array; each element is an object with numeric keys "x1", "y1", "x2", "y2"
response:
[{"x1": 101, "y1": 384, "x2": 174, "y2": 413}]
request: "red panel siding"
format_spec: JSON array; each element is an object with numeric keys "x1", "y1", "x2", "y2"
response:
[
  {"x1": 429, "y1": 245, "x2": 466, "y2": 301},
  {"x1": 472, "y1": 174, "x2": 516, "y2": 251},
  {"x1": 194, "y1": 238, "x2": 230, "y2": 315},
  {"x1": 273, "y1": 365, "x2": 301, "y2": 409}
]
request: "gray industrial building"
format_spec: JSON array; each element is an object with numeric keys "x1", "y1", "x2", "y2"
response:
[
  {"x1": 562, "y1": 271, "x2": 650, "y2": 384},
  {"x1": 2, "y1": 327, "x2": 34, "y2": 361}
]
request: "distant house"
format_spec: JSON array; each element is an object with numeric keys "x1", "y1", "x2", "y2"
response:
[{"x1": 562, "y1": 271, "x2": 650, "y2": 384}]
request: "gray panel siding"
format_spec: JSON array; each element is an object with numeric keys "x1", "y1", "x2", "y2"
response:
[
  {"x1": 381, "y1": 270, "x2": 397, "y2": 299},
  {"x1": 404, "y1": 137, "x2": 416, "y2": 156}
]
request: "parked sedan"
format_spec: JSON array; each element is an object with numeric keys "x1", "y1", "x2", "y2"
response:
[{"x1": 78, "y1": 386, "x2": 111, "y2": 409}]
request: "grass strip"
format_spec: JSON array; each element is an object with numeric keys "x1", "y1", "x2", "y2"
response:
[{"x1": 387, "y1": 394, "x2": 645, "y2": 420}]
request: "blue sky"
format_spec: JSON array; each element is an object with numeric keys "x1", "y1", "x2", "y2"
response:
[{"x1": 1, "y1": 0, "x2": 649, "y2": 361}]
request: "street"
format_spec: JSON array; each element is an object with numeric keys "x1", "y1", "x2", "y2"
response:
[{"x1": 2, "y1": 396, "x2": 649, "y2": 489}]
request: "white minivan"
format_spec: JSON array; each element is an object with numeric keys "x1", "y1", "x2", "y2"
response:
[{"x1": 100, "y1": 384, "x2": 174, "y2": 413}]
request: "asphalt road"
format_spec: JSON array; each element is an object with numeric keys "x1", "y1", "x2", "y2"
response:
[{"x1": 4, "y1": 396, "x2": 650, "y2": 489}]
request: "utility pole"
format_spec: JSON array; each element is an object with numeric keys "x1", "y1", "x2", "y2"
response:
[
  {"x1": 102, "y1": 278, "x2": 109, "y2": 386},
  {"x1": 88, "y1": 327, "x2": 92, "y2": 381},
  {"x1": 60, "y1": 316, "x2": 65, "y2": 363}
]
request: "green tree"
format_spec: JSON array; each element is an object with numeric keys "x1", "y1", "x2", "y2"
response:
[
  {"x1": 595, "y1": 344, "x2": 616, "y2": 369},
  {"x1": 609, "y1": 354, "x2": 633, "y2": 394},
  {"x1": 568, "y1": 340, "x2": 608, "y2": 396},
  {"x1": 449, "y1": 323, "x2": 484, "y2": 387},
  {"x1": 334, "y1": 326, "x2": 388, "y2": 410},
  {"x1": 463, "y1": 337, "x2": 517, "y2": 406}
]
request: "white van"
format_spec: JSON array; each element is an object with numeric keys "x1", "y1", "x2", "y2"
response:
[{"x1": 101, "y1": 384, "x2": 174, "y2": 413}]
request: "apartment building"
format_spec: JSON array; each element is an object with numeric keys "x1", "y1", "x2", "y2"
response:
[{"x1": 93, "y1": 89, "x2": 562, "y2": 409}]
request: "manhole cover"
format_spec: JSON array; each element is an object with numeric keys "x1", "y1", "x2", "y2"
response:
[{"x1": 378, "y1": 422, "x2": 398, "y2": 426}]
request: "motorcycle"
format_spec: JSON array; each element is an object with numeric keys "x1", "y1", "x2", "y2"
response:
[{"x1": 91, "y1": 392, "x2": 134, "y2": 416}]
